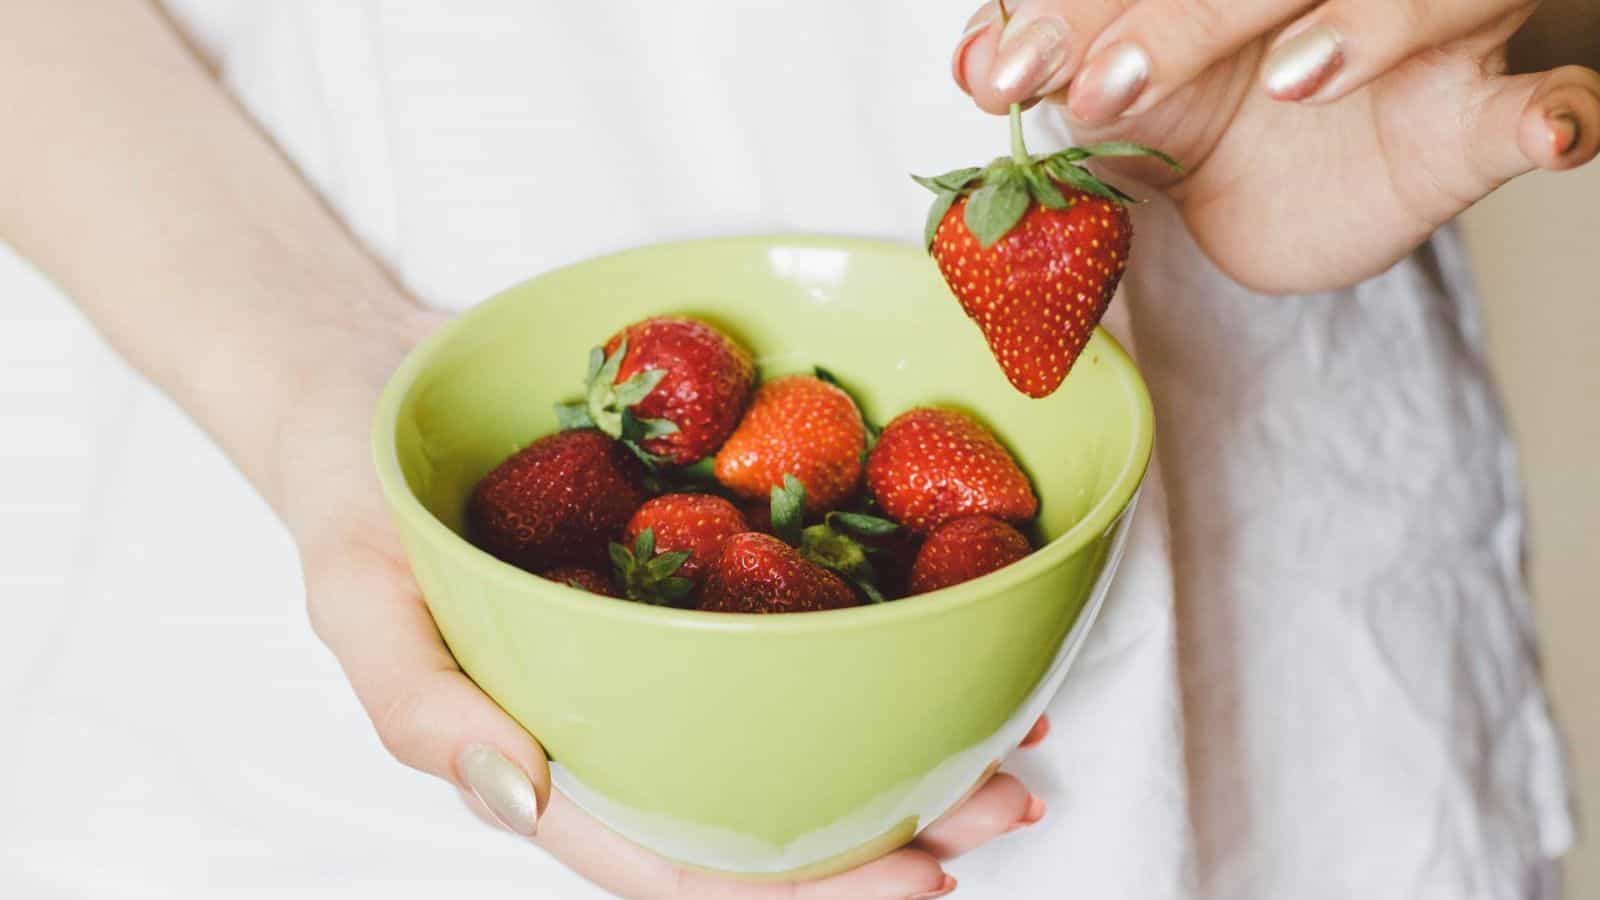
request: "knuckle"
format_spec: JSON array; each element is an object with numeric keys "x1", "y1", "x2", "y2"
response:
[
  {"x1": 1169, "y1": 0, "x2": 1232, "y2": 45},
  {"x1": 371, "y1": 678, "x2": 433, "y2": 769}
]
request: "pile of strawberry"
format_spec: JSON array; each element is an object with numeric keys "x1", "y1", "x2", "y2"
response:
[{"x1": 466, "y1": 316, "x2": 1043, "y2": 614}]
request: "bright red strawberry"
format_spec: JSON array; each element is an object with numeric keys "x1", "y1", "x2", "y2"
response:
[
  {"x1": 908, "y1": 516, "x2": 1032, "y2": 595},
  {"x1": 467, "y1": 429, "x2": 649, "y2": 570},
  {"x1": 698, "y1": 533, "x2": 859, "y2": 614},
  {"x1": 914, "y1": 103, "x2": 1178, "y2": 397},
  {"x1": 866, "y1": 408, "x2": 1037, "y2": 536},
  {"x1": 558, "y1": 316, "x2": 755, "y2": 465},
  {"x1": 543, "y1": 567, "x2": 621, "y2": 598},
  {"x1": 622, "y1": 493, "x2": 748, "y2": 585},
  {"x1": 713, "y1": 375, "x2": 866, "y2": 514}
]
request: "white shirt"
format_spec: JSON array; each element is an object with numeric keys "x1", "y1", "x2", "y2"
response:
[{"x1": 0, "y1": 2, "x2": 1571, "y2": 898}]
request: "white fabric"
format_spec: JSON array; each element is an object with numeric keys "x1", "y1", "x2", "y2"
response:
[{"x1": 0, "y1": 2, "x2": 1571, "y2": 898}]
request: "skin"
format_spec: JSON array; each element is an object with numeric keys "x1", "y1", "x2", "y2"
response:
[
  {"x1": 0, "y1": 0, "x2": 1592, "y2": 896},
  {"x1": 956, "y1": 0, "x2": 1600, "y2": 294}
]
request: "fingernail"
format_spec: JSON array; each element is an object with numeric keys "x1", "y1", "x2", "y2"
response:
[
  {"x1": 459, "y1": 745, "x2": 540, "y2": 837},
  {"x1": 1023, "y1": 793, "x2": 1047, "y2": 823},
  {"x1": 1068, "y1": 43, "x2": 1150, "y2": 123},
  {"x1": 1263, "y1": 24, "x2": 1344, "y2": 102},
  {"x1": 908, "y1": 874, "x2": 958, "y2": 899},
  {"x1": 951, "y1": 20, "x2": 992, "y2": 95},
  {"x1": 992, "y1": 17, "x2": 1072, "y2": 99},
  {"x1": 1547, "y1": 109, "x2": 1581, "y2": 155}
]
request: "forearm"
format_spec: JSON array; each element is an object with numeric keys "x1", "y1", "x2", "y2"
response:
[{"x1": 0, "y1": 0, "x2": 420, "y2": 518}]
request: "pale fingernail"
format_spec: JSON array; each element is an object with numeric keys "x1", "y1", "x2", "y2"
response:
[
  {"x1": 1068, "y1": 43, "x2": 1150, "y2": 123},
  {"x1": 1022, "y1": 793, "x2": 1046, "y2": 823},
  {"x1": 908, "y1": 874, "x2": 958, "y2": 899},
  {"x1": 1263, "y1": 24, "x2": 1344, "y2": 102},
  {"x1": 1547, "y1": 109, "x2": 1581, "y2": 156},
  {"x1": 951, "y1": 20, "x2": 992, "y2": 94},
  {"x1": 991, "y1": 17, "x2": 1072, "y2": 99},
  {"x1": 459, "y1": 745, "x2": 540, "y2": 837}
]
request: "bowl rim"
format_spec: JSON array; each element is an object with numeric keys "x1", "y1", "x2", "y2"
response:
[{"x1": 372, "y1": 234, "x2": 1154, "y2": 635}]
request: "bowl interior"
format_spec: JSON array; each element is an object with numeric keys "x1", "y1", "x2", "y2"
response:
[{"x1": 388, "y1": 235, "x2": 1151, "y2": 596}]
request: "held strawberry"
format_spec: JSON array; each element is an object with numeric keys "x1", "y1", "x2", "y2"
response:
[
  {"x1": 866, "y1": 407, "x2": 1037, "y2": 536},
  {"x1": 713, "y1": 374, "x2": 866, "y2": 514},
  {"x1": 467, "y1": 429, "x2": 650, "y2": 570},
  {"x1": 556, "y1": 316, "x2": 755, "y2": 465},
  {"x1": 908, "y1": 516, "x2": 1032, "y2": 595},
  {"x1": 914, "y1": 4, "x2": 1180, "y2": 398}
]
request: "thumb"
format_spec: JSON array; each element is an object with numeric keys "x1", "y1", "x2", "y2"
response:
[
  {"x1": 305, "y1": 545, "x2": 552, "y2": 837},
  {"x1": 1469, "y1": 64, "x2": 1600, "y2": 186}
]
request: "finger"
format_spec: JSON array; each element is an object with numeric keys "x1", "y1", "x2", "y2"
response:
[
  {"x1": 537, "y1": 792, "x2": 954, "y2": 900},
  {"x1": 959, "y1": 0, "x2": 1129, "y2": 114},
  {"x1": 1469, "y1": 65, "x2": 1600, "y2": 184},
  {"x1": 1064, "y1": 0, "x2": 1315, "y2": 124},
  {"x1": 1261, "y1": 0, "x2": 1536, "y2": 104},
  {"x1": 306, "y1": 547, "x2": 551, "y2": 835},
  {"x1": 1020, "y1": 714, "x2": 1051, "y2": 749},
  {"x1": 915, "y1": 773, "x2": 1042, "y2": 860}
]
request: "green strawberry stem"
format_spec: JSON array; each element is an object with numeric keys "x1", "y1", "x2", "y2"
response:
[
  {"x1": 996, "y1": 1, "x2": 1031, "y2": 167},
  {"x1": 1009, "y1": 104, "x2": 1029, "y2": 167}
]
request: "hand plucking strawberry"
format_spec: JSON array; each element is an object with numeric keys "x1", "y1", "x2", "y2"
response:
[{"x1": 914, "y1": 11, "x2": 1179, "y2": 399}]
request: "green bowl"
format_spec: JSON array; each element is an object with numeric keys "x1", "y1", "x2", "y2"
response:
[{"x1": 373, "y1": 235, "x2": 1153, "y2": 879}]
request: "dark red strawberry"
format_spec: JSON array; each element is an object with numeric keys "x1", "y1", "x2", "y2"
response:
[
  {"x1": 866, "y1": 408, "x2": 1037, "y2": 536},
  {"x1": 908, "y1": 516, "x2": 1032, "y2": 595},
  {"x1": 557, "y1": 316, "x2": 754, "y2": 465},
  {"x1": 913, "y1": 66, "x2": 1179, "y2": 397},
  {"x1": 699, "y1": 533, "x2": 859, "y2": 614},
  {"x1": 621, "y1": 493, "x2": 748, "y2": 585},
  {"x1": 543, "y1": 567, "x2": 621, "y2": 597},
  {"x1": 467, "y1": 429, "x2": 649, "y2": 570},
  {"x1": 713, "y1": 375, "x2": 865, "y2": 514}
]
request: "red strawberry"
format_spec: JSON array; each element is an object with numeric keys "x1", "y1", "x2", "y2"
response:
[
  {"x1": 866, "y1": 408, "x2": 1037, "y2": 536},
  {"x1": 713, "y1": 375, "x2": 865, "y2": 514},
  {"x1": 699, "y1": 533, "x2": 859, "y2": 614},
  {"x1": 558, "y1": 316, "x2": 755, "y2": 465},
  {"x1": 908, "y1": 516, "x2": 1032, "y2": 595},
  {"x1": 914, "y1": 109, "x2": 1178, "y2": 397},
  {"x1": 621, "y1": 493, "x2": 748, "y2": 585},
  {"x1": 543, "y1": 567, "x2": 621, "y2": 598},
  {"x1": 467, "y1": 429, "x2": 649, "y2": 570}
]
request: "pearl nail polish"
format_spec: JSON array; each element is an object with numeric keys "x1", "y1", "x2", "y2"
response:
[
  {"x1": 460, "y1": 745, "x2": 540, "y2": 837},
  {"x1": 951, "y1": 20, "x2": 992, "y2": 94},
  {"x1": 1069, "y1": 43, "x2": 1151, "y2": 123},
  {"x1": 1547, "y1": 110, "x2": 1581, "y2": 155},
  {"x1": 1263, "y1": 25, "x2": 1344, "y2": 102},
  {"x1": 991, "y1": 17, "x2": 1071, "y2": 99}
]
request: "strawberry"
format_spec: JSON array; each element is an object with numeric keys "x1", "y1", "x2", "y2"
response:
[
  {"x1": 913, "y1": 59, "x2": 1179, "y2": 397},
  {"x1": 713, "y1": 375, "x2": 865, "y2": 514},
  {"x1": 557, "y1": 316, "x2": 755, "y2": 465},
  {"x1": 619, "y1": 493, "x2": 748, "y2": 588},
  {"x1": 467, "y1": 429, "x2": 649, "y2": 570},
  {"x1": 543, "y1": 567, "x2": 622, "y2": 598},
  {"x1": 698, "y1": 532, "x2": 859, "y2": 614},
  {"x1": 866, "y1": 408, "x2": 1037, "y2": 536},
  {"x1": 765, "y1": 474, "x2": 897, "y2": 604},
  {"x1": 908, "y1": 516, "x2": 1032, "y2": 595}
]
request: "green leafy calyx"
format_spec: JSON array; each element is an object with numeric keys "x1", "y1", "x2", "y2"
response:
[
  {"x1": 553, "y1": 337, "x2": 680, "y2": 465},
  {"x1": 609, "y1": 527, "x2": 695, "y2": 606},
  {"x1": 911, "y1": 143, "x2": 1183, "y2": 251}
]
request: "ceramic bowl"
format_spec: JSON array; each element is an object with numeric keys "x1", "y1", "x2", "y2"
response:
[{"x1": 373, "y1": 235, "x2": 1153, "y2": 879}]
